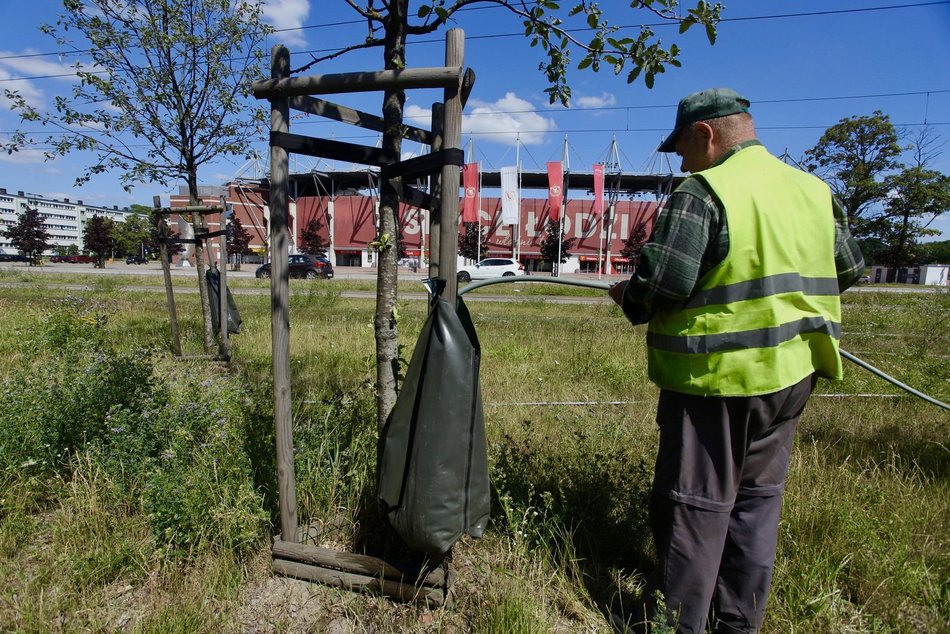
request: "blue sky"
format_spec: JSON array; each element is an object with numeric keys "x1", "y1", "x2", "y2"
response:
[{"x1": 1, "y1": 1, "x2": 948, "y2": 237}]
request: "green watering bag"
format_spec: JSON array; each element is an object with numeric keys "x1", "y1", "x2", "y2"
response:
[
  {"x1": 377, "y1": 294, "x2": 490, "y2": 556},
  {"x1": 205, "y1": 267, "x2": 242, "y2": 335}
]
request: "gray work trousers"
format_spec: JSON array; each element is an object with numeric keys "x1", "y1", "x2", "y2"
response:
[{"x1": 643, "y1": 374, "x2": 816, "y2": 633}]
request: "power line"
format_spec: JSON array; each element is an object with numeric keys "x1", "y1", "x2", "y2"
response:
[
  {"x1": 1, "y1": 1, "x2": 946, "y2": 63},
  {"x1": 286, "y1": 1, "x2": 950, "y2": 56}
]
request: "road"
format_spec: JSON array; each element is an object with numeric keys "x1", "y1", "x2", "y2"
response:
[{"x1": 0, "y1": 261, "x2": 938, "y2": 301}]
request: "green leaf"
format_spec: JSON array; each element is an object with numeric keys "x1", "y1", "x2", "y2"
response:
[
  {"x1": 679, "y1": 16, "x2": 695, "y2": 34},
  {"x1": 645, "y1": 72, "x2": 655, "y2": 89},
  {"x1": 705, "y1": 23, "x2": 717, "y2": 45},
  {"x1": 578, "y1": 57, "x2": 593, "y2": 70},
  {"x1": 416, "y1": 5, "x2": 430, "y2": 18}
]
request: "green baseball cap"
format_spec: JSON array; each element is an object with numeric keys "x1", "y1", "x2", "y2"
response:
[{"x1": 658, "y1": 88, "x2": 751, "y2": 153}]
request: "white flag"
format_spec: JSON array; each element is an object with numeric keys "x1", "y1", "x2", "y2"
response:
[{"x1": 500, "y1": 165, "x2": 519, "y2": 225}]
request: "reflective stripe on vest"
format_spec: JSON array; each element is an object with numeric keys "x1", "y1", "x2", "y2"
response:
[{"x1": 647, "y1": 145, "x2": 843, "y2": 396}]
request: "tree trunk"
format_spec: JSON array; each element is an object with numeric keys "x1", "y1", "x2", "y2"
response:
[
  {"x1": 374, "y1": 4, "x2": 409, "y2": 431},
  {"x1": 188, "y1": 169, "x2": 215, "y2": 354}
]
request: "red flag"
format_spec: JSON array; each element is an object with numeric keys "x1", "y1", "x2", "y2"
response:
[
  {"x1": 462, "y1": 163, "x2": 479, "y2": 223},
  {"x1": 547, "y1": 161, "x2": 563, "y2": 221},
  {"x1": 593, "y1": 163, "x2": 604, "y2": 215}
]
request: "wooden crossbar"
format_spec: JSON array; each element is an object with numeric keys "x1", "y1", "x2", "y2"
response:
[
  {"x1": 381, "y1": 148, "x2": 464, "y2": 182},
  {"x1": 270, "y1": 131, "x2": 398, "y2": 166},
  {"x1": 253, "y1": 66, "x2": 463, "y2": 99},
  {"x1": 288, "y1": 95, "x2": 432, "y2": 146}
]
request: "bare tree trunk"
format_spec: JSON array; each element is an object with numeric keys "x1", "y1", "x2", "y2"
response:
[
  {"x1": 373, "y1": 4, "x2": 408, "y2": 431},
  {"x1": 188, "y1": 171, "x2": 215, "y2": 354}
]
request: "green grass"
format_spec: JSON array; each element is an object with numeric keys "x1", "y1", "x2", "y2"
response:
[{"x1": 0, "y1": 278, "x2": 946, "y2": 631}]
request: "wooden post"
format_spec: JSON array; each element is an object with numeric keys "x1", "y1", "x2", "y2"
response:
[
  {"x1": 438, "y1": 29, "x2": 464, "y2": 303},
  {"x1": 270, "y1": 44, "x2": 298, "y2": 543},
  {"x1": 153, "y1": 196, "x2": 182, "y2": 356},
  {"x1": 218, "y1": 195, "x2": 231, "y2": 360},
  {"x1": 428, "y1": 102, "x2": 444, "y2": 280}
]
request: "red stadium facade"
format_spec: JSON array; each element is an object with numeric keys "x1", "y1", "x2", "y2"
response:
[{"x1": 170, "y1": 175, "x2": 667, "y2": 275}]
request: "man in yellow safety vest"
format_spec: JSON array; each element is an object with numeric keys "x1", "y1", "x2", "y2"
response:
[{"x1": 609, "y1": 88, "x2": 864, "y2": 633}]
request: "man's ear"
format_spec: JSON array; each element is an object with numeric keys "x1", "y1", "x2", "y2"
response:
[{"x1": 693, "y1": 121, "x2": 715, "y2": 146}]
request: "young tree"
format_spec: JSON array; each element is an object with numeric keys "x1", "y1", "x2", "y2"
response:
[
  {"x1": 804, "y1": 111, "x2": 905, "y2": 237},
  {"x1": 293, "y1": 1, "x2": 722, "y2": 429},
  {"x1": 227, "y1": 216, "x2": 254, "y2": 271},
  {"x1": 299, "y1": 218, "x2": 329, "y2": 258},
  {"x1": 621, "y1": 221, "x2": 649, "y2": 270},
  {"x1": 4, "y1": 0, "x2": 271, "y2": 352},
  {"x1": 457, "y1": 222, "x2": 487, "y2": 262},
  {"x1": 83, "y1": 215, "x2": 114, "y2": 268},
  {"x1": 539, "y1": 220, "x2": 575, "y2": 275},
  {"x1": 2, "y1": 206, "x2": 49, "y2": 265}
]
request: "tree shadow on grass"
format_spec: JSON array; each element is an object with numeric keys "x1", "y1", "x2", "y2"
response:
[{"x1": 800, "y1": 403, "x2": 949, "y2": 481}]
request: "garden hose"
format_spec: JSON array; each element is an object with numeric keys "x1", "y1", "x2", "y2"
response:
[{"x1": 457, "y1": 276, "x2": 950, "y2": 412}]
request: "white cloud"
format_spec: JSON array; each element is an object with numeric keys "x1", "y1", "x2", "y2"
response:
[
  {"x1": 0, "y1": 49, "x2": 90, "y2": 111},
  {"x1": 406, "y1": 93, "x2": 556, "y2": 147},
  {"x1": 0, "y1": 50, "x2": 78, "y2": 79},
  {"x1": 262, "y1": 0, "x2": 310, "y2": 48},
  {"x1": 0, "y1": 136, "x2": 48, "y2": 164},
  {"x1": 575, "y1": 92, "x2": 617, "y2": 110}
]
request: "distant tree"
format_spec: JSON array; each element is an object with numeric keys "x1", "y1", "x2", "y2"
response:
[
  {"x1": 920, "y1": 240, "x2": 950, "y2": 264},
  {"x1": 855, "y1": 237, "x2": 887, "y2": 266},
  {"x1": 804, "y1": 111, "x2": 905, "y2": 238},
  {"x1": 620, "y1": 222, "x2": 649, "y2": 269},
  {"x1": 876, "y1": 129, "x2": 950, "y2": 268},
  {"x1": 2, "y1": 206, "x2": 49, "y2": 265},
  {"x1": 226, "y1": 216, "x2": 254, "y2": 271},
  {"x1": 457, "y1": 222, "x2": 488, "y2": 261},
  {"x1": 299, "y1": 218, "x2": 329, "y2": 258},
  {"x1": 112, "y1": 211, "x2": 153, "y2": 258},
  {"x1": 539, "y1": 220, "x2": 575, "y2": 275},
  {"x1": 83, "y1": 215, "x2": 114, "y2": 268}
]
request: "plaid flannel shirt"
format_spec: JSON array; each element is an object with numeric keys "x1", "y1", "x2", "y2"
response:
[{"x1": 621, "y1": 140, "x2": 865, "y2": 325}]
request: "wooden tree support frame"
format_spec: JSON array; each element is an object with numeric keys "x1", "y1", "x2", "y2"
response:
[
  {"x1": 251, "y1": 29, "x2": 471, "y2": 605},
  {"x1": 151, "y1": 195, "x2": 232, "y2": 361},
  {"x1": 272, "y1": 540, "x2": 448, "y2": 607}
]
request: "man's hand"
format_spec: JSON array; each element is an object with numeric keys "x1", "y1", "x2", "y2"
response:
[{"x1": 608, "y1": 280, "x2": 628, "y2": 306}]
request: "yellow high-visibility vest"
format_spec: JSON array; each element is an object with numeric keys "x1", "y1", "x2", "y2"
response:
[{"x1": 648, "y1": 145, "x2": 843, "y2": 396}]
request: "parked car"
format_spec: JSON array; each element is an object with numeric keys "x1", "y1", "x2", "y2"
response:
[
  {"x1": 0, "y1": 253, "x2": 28, "y2": 263},
  {"x1": 50, "y1": 254, "x2": 95, "y2": 263},
  {"x1": 126, "y1": 255, "x2": 148, "y2": 264},
  {"x1": 457, "y1": 257, "x2": 526, "y2": 282},
  {"x1": 256, "y1": 254, "x2": 334, "y2": 279}
]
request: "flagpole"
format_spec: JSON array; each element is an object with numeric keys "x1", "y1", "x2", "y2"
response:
[
  {"x1": 515, "y1": 135, "x2": 521, "y2": 263},
  {"x1": 594, "y1": 165, "x2": 606, "y2": 280},
  {"x1": 557, "y1": 135, "x2": 569, "y2": 278},
  {"x1": 605, "y1": 136, "x2": 622, "y2": 278},
  {"x1": 468, "y1": 137, "x2": 480, "y2": 262}
]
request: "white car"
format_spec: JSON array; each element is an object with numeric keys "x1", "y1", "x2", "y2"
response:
[{"x1": 457, "y1": 258, "x2": 526, "y2": 282}]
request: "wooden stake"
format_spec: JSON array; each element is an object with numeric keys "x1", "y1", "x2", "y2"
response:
[
  {"x1": 269, "y1": 44, "x2": 298, "y2": 543},
  {"x1": 438, "y1": 29, "x2": 464, "y2": 303}
]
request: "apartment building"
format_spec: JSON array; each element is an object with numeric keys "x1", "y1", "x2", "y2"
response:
[{"x1": 0, "y1": 187, "x2": 134, "y2": 255}]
